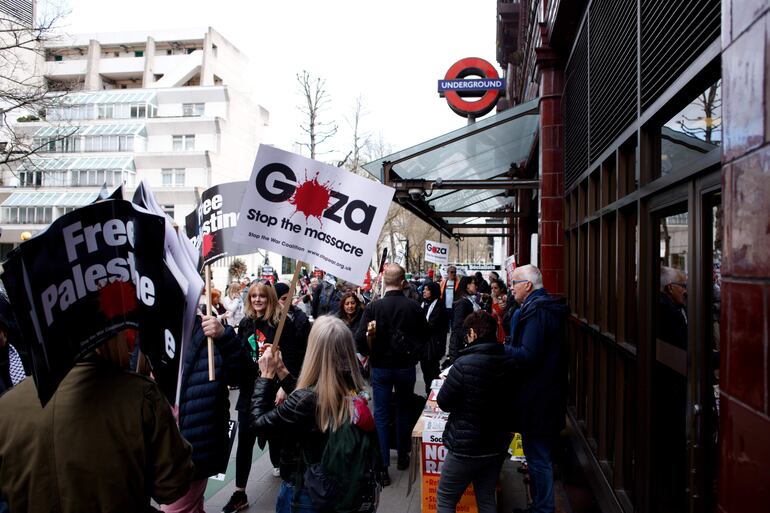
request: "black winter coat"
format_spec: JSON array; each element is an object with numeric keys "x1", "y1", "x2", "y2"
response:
[
  {"x1": 250, "y1": 376, "x2": 326, "y2": 483},
  {"x1": 437, "y1": 339, "x2": 517, "y2": 457},
  {"x1": 355, "y1": 290, "x2": 429, "y2": 369},
  {"x1": 504, "y1": 288, "x2": 569, "y2": 436},
  {"x1": 421, "y1": 297, "x2": 448, "y2": 361},
  {"x1": 448, "y1": 296, "x2": 478, "y2": 361},
  {"x1": 179, "y1": 317, "x2": 249, "y2": 479}
]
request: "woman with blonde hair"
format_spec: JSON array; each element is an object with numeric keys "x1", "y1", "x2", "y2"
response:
[
  {"x1": 223, "y1": 279, "x2": 245, "y2": 329},
  {"x1": 250, "y1": 316, "x2": 381, "y2": 513},
  {"x1": 224, "y1": 282, "x2": 290, "y2": 512}
]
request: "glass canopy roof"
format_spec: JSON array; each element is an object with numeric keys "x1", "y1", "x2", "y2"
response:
[
  {"x1": 362, "y1": 98, "x2": 539, "y2": 235},
  {"x1": 18, "y1": 156, "x2": 135, "y2": 172},
  {"x1": 34, "y1": 124, "x2": 146, "y2": 137},
  {"x1": 51, "y1": 90, "x2": 158, "y2": 106},
  {"x1": 2, "y1": 191, "x2": 98, "y2": 207}
]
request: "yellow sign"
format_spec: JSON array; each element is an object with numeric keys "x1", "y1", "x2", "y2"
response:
[{"x1": 509, "y1": 432, "x2": 525, "y2": 461}]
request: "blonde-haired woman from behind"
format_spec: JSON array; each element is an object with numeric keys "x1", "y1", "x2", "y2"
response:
[{"x1": 250, "y1": 316, "x2": 380, "y2": 513}]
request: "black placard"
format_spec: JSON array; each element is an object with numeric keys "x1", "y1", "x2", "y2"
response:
[{"x1": 1, "y1": 200, "x2": 167, "y2": 404}]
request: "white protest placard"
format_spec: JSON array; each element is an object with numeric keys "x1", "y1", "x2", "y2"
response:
[
  {"x1": 233, "y1": 145, "x2": 395, "y2": 285},
  {"x1": 424, "y1": 239, "x2": 449, "y2": 265},
  {"x1": 504, "y1": 254, "x2": 517, "y2": 286}
]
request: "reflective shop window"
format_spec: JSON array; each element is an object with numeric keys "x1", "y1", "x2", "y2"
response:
[{"x1": 660, "y1": 81, "x2": 721, "y2": 178}]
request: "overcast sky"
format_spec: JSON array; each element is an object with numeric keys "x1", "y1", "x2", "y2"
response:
[{"x1": 55, "y1": 0, "x2": 499, "y2": 164}]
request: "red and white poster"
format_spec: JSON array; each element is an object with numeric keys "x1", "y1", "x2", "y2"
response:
[
  {"x1": 233, "y1": 145, "x2": 394, "y2": 285},
  {"x1": 504, "y1": 254, "x2": 517, "y2": 287},
  {"x1": 421, "y1": 429, "x2": 477, "y2": 513}
]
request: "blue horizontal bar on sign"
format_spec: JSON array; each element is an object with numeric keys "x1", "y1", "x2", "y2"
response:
[{"x1": 437, "y1": 79, "x2": 506, "y2": 92}]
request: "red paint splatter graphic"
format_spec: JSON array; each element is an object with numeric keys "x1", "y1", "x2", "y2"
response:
[
  {"x1": 98, "y1": 280, "x2": 138, "y2": 319},
  {"x1": 289, "y1": 172, "x2": 332, "y2": 223},
  {"x1": 202, "y1": 233, "x2": 215, "y2": 257},
  {"x1": 124, "y1": 328, "x2": 138, "y2": 353}
]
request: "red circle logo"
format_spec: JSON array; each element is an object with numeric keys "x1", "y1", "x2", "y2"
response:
[{"x1": 440, "y1": 57, "x2": 503, "y2": 117}]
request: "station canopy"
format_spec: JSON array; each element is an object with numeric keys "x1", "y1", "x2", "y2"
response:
[{"x1": 363, "y1": 98, "x2": 540, "y2": 239}]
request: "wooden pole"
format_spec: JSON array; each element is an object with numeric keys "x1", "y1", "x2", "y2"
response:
[
  {"x1": 271, "y1": 260, "x2": 304, "y2": 353},
  {"x1": 205, "y1": 265, "x2": 215, "y2": 381}
]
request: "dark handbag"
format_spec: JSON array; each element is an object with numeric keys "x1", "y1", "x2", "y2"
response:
[{"x1": 303, "y1": 462, "x2": 340, "y2": 513}]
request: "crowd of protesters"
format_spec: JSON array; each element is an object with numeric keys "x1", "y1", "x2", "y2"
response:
[{"x1": 0, "y1": 261, "x2": 568, "y2": 513}]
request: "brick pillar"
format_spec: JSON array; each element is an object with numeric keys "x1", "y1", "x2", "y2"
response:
[
  {"x1": 719, "y1": 2, "x2": 770, "y2": 512},
  {"x1": 536, "y1": 25, "x2": 565, "y2": 295}
]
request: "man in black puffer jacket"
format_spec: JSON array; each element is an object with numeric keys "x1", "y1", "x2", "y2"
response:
[
  {"x1": 161, "y1": 313, "x2": 250, "y2": 513},
  {"x1": 436, "y1": 310, "x2": 517, "y2": 513}
]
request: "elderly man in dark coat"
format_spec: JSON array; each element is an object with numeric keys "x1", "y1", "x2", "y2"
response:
[{"x1": 505, "y1": 264, "x2": 569, "y2": 513}]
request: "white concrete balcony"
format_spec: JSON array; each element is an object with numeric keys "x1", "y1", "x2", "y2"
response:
[{"x1": 45, "y1": 59, "x2": 88, "y2": 78}]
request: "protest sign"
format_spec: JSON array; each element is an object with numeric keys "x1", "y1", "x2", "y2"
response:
[
  {"x1": 1, "y1": 200, "x2": 167, "y2": 405},
  {"x1": 134, "y1": 181, "x2": 204, "y2": 400},
  {"x1": 184, "y1": 181, "x2": 253, "y2": 270},
  {"x1": 504, "y1": 254, "x2": 517, "y2": 286},
  {"x1": 421, "y1": 429, "x2": 477, "y2": 513},
  {"x1": 424, "y1": 240, "x2": 449, "y2": 265},
  {"x1": 233, "y1": 145, "x2": 394, "y2": 285}
]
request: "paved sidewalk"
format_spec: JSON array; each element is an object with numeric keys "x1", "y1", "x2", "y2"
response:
[{"x1": 201, "y1": 387, "x2": 530, "y2": 513}]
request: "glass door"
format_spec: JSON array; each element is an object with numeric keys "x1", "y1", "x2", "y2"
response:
[{"x1": 651, "y1": 203, "x2": 690, "y2": 513}]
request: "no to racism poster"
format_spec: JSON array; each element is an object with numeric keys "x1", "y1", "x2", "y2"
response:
[
  {"x1": 424, "y1": 240, "x2": 449, "y2": 265},
  {"x1": 233, "y1": 145, "x2": 394, "y2": 285}
]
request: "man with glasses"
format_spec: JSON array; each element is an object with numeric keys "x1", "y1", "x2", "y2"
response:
[
  {"x1": 505, "y1": 265, "x2": 569, "y2": 513},
  {"x1": 658, "y1": 266, "x2": 688, "y2": 349}
]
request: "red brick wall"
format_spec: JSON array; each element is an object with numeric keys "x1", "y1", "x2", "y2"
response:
[
  {"x1": 537, "y1": 46, "x2": 565, "y2": 296},
  {"x1": 719, "y1": 1, "x2": 770, "y2": 512}
]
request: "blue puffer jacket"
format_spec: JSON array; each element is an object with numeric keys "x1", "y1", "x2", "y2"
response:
[
  {"x1": 178, "y1": 316, "x2": 250, "y2": 479},
  {"x1": 504, "y1": 288, "x2": 569, "y2": 436}
]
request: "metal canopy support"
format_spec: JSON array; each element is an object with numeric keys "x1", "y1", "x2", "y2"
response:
[
  {"x1": 428, "y1": 211, "x2": 522, "y2": 218},
  {"x1": 368, "y1": 98, "x2": 540, "y2": 240}
]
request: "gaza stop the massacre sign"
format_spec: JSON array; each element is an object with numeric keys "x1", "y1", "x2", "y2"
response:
[
  {"x1": 233, "y1": 145, "x2": 394, "y2": 284},
  {"x1": 424, "y1": 240, "x2": 449, "y2": 265}
]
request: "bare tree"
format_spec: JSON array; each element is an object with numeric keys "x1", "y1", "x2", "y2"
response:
[
  {"x1": 677, "y1": 83, "x2": 721, "y2": 144},
  {"x1": 295, "y1": 70, "x2": 337, "y2": 159},
  {"x1": 345, "y1": 95, "x2": 370, "y2": 177},
  {"x1": 0, "y1": 2, "x2": 74, "y2": 174}
]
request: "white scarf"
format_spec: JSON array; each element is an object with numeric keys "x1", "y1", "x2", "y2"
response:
[{"x1": 425, "y1": 299, "x2": 438, "y2": 321}]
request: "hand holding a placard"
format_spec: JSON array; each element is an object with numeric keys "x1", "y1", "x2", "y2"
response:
[
  {"x1": 258, "y1": 346, "x2": 287, "y2": 380},
  {"x1": 200, "y1": 314, "x2": 225, "y2": 339}
]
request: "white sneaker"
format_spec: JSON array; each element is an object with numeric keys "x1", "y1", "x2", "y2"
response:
[{"x1": 272, "y1": 467, "x2": 281, "y2": 477}]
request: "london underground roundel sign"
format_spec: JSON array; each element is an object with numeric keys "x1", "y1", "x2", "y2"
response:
[{"x1": 438, "y1": 57, "x2": 506, "y2": 118}]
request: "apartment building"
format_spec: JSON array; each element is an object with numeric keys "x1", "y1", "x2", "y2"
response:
[{"x1": 1, "y1": 26, "x2": 279, "y2": 285}]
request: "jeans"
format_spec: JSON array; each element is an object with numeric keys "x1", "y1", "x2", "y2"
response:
[
  {"x1": 370, "y1": 366, "x2": 416, "y2": 468},
  {"x1": 276, "y1": 481, "x2": 317, "y2": 513},
  {"x1": 522, "y1": 434, "x2": 555, "y2": 513},
  {"x1": 436, "y1": 452, "x2": 506, "y2": 513}
]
